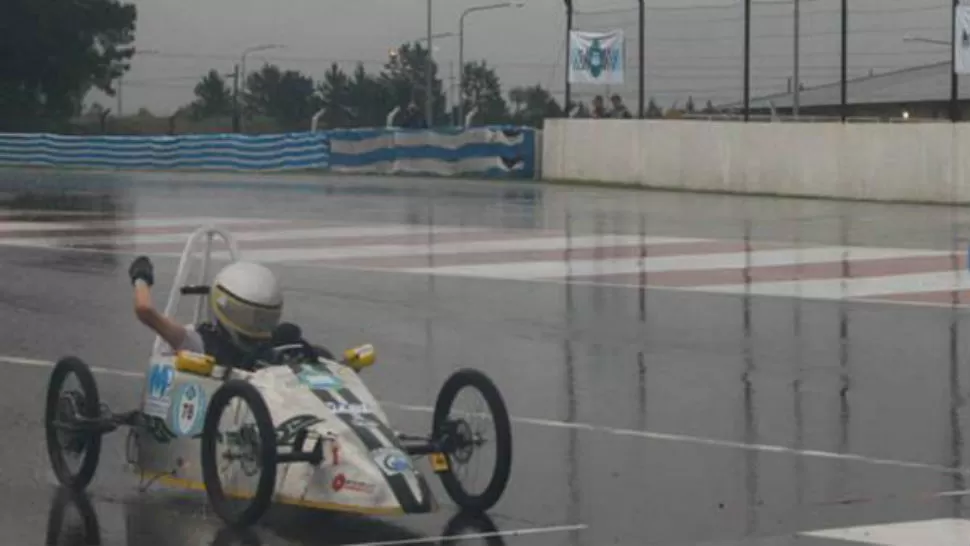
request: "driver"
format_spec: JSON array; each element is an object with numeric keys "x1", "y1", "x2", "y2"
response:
[{"x1": 128, "y1": 255, "x2": 285, "y2": 368}]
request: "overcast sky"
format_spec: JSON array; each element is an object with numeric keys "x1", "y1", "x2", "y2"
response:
[{"x1": 88, "y1": 0, "x2": 954, "y2": 116}]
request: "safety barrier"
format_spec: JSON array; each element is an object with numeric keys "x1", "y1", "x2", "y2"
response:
[
  {"x1": 0, "y1": 126, "x2": 537, "y2": 179},
  {"x1": 0, "y1": 132, "x2": 331, "y2": 171},
  {"x1": 328, "y1": 126, "x2": 535, "y2": 178},
  {"x1": 541, "y1": 118, "x2": 970, "y2": 204}
]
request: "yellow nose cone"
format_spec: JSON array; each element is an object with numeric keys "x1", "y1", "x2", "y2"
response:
[{"x1": 343, "y1": 344, "x2": 376, "y2": 371}]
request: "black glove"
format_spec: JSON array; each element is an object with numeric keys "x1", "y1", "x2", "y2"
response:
[{"x1": 129, "y1": 256, "x2": 154, "y2": 286}]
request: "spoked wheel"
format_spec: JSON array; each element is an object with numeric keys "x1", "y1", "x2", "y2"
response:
[
  {"x1": 44, "y1": 357, "x2": 103, "y2": 490},
  {"x1": 431, "y1": 369, "x2": 512, "y2": 513},
  {"x1": 45, "y1": 487, "x2": 101, "y2": 546},
  {"x1": 200, "y1": 379, "x2": 277, "y2": 528}
]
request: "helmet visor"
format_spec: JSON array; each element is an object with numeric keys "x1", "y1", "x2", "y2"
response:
[{"x1": 210, "y1": 284, "x2": 281, "y2": 340}]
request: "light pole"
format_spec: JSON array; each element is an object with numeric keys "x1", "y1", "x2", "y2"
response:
[
  {"x1": 426, "y1": 0, "x2": 433, "y2": 128},
  {"x1": 240, "y1": 44, "x2": 284, "y2": 95},
  {"x1": 239, "y1": 44, "x2": 284, "y2": 130},
  {"x1": 793, "y1": 0, "x2": 800, "y2": 117},
  {"x1": 458, "y1": 2, "x2": 525, "y2": 123}
]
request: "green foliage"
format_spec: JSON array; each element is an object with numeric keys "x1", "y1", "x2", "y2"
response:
[
  {"x1": 0, "y1": 0, "x2": 137, "y2": 130},
  {"x1": 183, "y1": 41, "x2": 563, "y2": 131},
  {"x1": 190, "y1": 70, "x2": 233, "y2": 120},
  {"x1": 244, "y1": 64, "x2": 319, "y2": 130}
]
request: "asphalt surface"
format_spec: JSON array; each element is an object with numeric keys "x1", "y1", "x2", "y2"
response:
[{"x1": 1, "y1": 167, "x2": 970, "y2": 545}]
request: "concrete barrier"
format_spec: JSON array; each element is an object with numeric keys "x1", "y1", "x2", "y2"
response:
[{"x1": 542, "y1": 119, "x2": 970, "y2": 203}]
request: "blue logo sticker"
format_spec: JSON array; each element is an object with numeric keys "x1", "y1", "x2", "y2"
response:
[
  {"x1": 298, "y1": 365, "x2": 343, "y2": 390},
  {"x1": 149, "y1": 363, "x2": 174, "y2": 398},
  {"x1": 145, "y1": 363, "x2": 175, "y2": 418},
  {"x1": 171, "y1": 383, "x2": 207, "y2": 437},
  {"x1": 383, "y1": 453, "x2": 411, "y2": 473}
]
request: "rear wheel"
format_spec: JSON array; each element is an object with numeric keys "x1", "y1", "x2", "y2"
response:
[
  {"x1": 44, "y1": 357, "x2": 102, "y2": 489},
  {"x1": 431, "y1": 369, "x2": 512, "y2": 512},
  {"x1": 200, "y1": 379, "x2": 277, "y2": 527}
]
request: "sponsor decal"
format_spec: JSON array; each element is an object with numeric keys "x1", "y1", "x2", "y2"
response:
[
  {"x1": 298, "y1": 365, "x2": 343, "y2": 390},
  {"x1": 325, "y1": 401, "x2": 369, "y2": 415},
  {"x1": 348, "y1": 412, "x2": 380, "y2": 428},
  {"x1": 144, "y1": 363, "x2": 175, "y2": 418},
  {"x1": 372, "y1": 447, "x2": 412, "y2": 475},
  {"x1": 275, "y1": 414, "x2": 323, "y2": 446},
  {"x1": 171, "y1": 383, "x2": 206, "y2": 437},
  {"x1": 332, "y1": 473, "x2": 374, "y2": 494}
]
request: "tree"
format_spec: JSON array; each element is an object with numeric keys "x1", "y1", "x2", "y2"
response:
[
  {"x1": 0, "y1": 0, "x2": 137, "y2": 130},
  {"x1": 380, "y1": 43, "x2": 447, "y2": 125},
  {"x1": 507, "y1": 84, "x2": 561, "y2": 127},
  {"x1": 460, "y1": 61, "x2": 508, "y2": 125},
  {"x1": 244, "y1": 63, "x2": 319, "y2": 130},
  {"x1": 316, "y1": 63, "x2": 353, "y2": 128},
  {"x1": 686, "y1": 96, "x2": 695, "y2": 114},
  {"x1": 646, "y1": 98, "x2": 663, "y2": 118},
  {"x1": 346, "y1": 63, "x2": 393, "y2": 128},
  {"x1": 190, "y1": 70, "x2": 232, "y2": 119}
]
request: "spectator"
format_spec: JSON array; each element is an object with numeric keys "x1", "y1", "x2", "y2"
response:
[
  {"x1": 590, "y1": 95, "x2": 607, "y2": 118},
  {"x1": 399, "y1": 101, "x2": 427, "y2": 128},
  {"x1": 608, "y1": 94, "x2": 632, "y2": 119}
]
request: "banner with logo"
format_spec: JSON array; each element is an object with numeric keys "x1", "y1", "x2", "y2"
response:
[
  {"x1": 568, "y1": 29, "x2": 625, "y2": 84},
  {"x1": 957, "y1": 5, "x2": 970, "y2": 74}
]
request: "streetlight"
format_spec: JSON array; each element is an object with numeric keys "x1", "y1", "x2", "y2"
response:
[
  {"x1": 240, "y1": 43, "x2": 285, "y2": 94},
  {"x1": 238, "y1": 44, "x2": 284, "y2": 131},
  {"x1": 426, "y1": 0, "x2": 433, "y2": 128},
  {"x1": 458, "y1": 2, "x2": 525, "y2": 123}
]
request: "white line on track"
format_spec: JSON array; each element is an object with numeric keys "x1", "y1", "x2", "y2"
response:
[
  {"x1": 5, "y1": 240, "x2": 970, "y2": 311},
  {"x1": 344, "y1": 523, "x2": 588, "y2": 546},
  {"x1": 5, "y1": 354, "x2": 968, "y2": 476}
]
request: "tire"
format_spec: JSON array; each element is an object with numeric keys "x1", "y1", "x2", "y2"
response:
[
  {"x1": 432, "y1": 369, "x2": 512, "y2": 513},
  {"x1": 45, "y1": 487, "x2": 101, "y2": 546},
  {"x1": 44, "y1": 357, "x2": 102, "y2": 490},
  {"x1": 439, "y1": 511, "x2": 503, "y2": 546},
  {"x1": 200, "y1": 379, "x2": 277, "y2": 528}
]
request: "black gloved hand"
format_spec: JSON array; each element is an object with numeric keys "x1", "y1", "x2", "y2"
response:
[{"x1": 129, "y1": 256, "x2": 154, "y2": 286}]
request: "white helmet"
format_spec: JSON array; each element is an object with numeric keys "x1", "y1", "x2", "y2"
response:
[{"x1": 209, "y1": 261, "x2": 283, "y2": 349}]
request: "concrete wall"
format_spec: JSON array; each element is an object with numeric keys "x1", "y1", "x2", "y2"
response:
[{"x1": 542, "y1": 119, "x2": 970, "y2": 203}]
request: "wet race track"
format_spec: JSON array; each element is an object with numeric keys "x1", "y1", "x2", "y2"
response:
[{"x1": 4, "y1": 166, "x2": 970, "y2": 545}]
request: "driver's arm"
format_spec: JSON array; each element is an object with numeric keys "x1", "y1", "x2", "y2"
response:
[{"x1": 129, "y1": 256, "x2": 189, "y2": 351}]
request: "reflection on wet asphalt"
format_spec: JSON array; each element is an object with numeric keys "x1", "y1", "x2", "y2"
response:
[{"x1": 3, "y1": 168, "x2": 970, "y2": 546}]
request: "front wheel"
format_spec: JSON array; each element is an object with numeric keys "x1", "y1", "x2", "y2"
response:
[
  {"x1": 200, "y1": 379, "x2": 277, "y2": 527},
  {"x1": 431, "y1": 369, "x2": 512, "y2": 513},
  {"x1": 44, "y1": 357, "x2": 103, "y2": 489}
]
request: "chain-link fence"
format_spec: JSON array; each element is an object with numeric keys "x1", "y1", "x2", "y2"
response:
[{"x1": 569, "y1": 0, "x2": 956, "y2": 120}]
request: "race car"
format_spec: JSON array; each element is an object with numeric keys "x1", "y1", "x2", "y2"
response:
[{"x1": 43, "y1": 225, "x2": 513, "y2": 527}]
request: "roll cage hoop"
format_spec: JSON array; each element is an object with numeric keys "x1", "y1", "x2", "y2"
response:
[{"x1": 152, "y1": 225, "x2": 241, "y2": 356}]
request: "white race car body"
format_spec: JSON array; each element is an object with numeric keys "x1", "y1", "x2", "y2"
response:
[{"x1": 130, "y1": 226, "x2": 435, "y2": 516}]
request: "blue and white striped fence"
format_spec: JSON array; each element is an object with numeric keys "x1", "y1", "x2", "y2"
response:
[
  {"x1": 328, "y1": 126, "x2": 535, "y2": 178},
  {"x1": 0, "y1": 125, "x2": 537, "y2": 178},
  {"x1": 0, "y1": 132, "x2": 330, "y2": 171}
]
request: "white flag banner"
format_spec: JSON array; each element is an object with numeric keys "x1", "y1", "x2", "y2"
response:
[
  {"x1": 568, "y1": 29, "x2": 625, "y2": 84},
  {"x1": 956, "y1": 5, "x2": 970, "y2": 74}
]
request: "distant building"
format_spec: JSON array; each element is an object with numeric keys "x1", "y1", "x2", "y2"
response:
[{"x1": 715, "y1": 61, "x2": 970, "y2": 120}]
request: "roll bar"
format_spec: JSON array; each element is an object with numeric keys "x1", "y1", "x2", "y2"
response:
[{"x1": 151, "y1": 225, "x2": 240, "y2": 356}]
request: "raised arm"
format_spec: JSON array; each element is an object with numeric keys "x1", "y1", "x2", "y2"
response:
[{"x1": 129, "y1": 256, "x2": 189, "y2": 351}]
